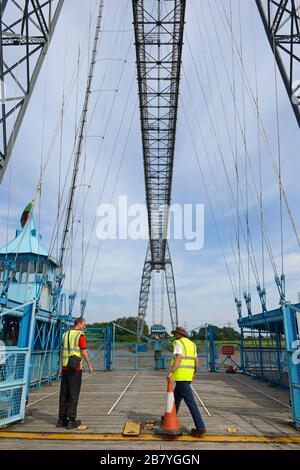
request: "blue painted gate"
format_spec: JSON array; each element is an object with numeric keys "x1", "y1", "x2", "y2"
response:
[{"x1": 85, "y1": 327, "x2": 111, "y2": 371}]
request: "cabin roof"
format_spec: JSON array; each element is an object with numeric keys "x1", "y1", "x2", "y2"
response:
[{"x1": 0, "y1": 212, "x2": 59, "y2": 266}]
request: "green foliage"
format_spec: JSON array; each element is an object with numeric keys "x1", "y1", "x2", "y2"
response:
[
  {"x1": 86, "y1": 319, "x2": 241, "y2": 343},
  {"x1": 86, "y1": 322, "x2": 109, "y2": 329},
  {"x1": 86, "y1": 316, "x2": 149, "y2": 337},
  {"x1": 190, "y1": 327, "x2": 207, "y2": 341},
  {"x1": 190, "y1": 325, "x2": 241, "y2": 341},
  {"x1": 113, "y1": 316, "x2": 149, "y2": 336}
]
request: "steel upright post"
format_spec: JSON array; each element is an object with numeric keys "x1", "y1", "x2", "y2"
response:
[
  {"x1": 282, "y1": 302, "x2": 300, "y2": 428},
  {"x1": 208, "y1": 325, "x2": 216, "y2": 372},
  {"x1": 105, "y1": 325, "x2": 112, "y2": 371}
]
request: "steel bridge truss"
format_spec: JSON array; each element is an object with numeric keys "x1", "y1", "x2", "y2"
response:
[
  {"x1": 256, "y1": 0, "x2": 300, "y2": 127},
  {"x1": 137, "y1": 241, "x2": 178, "y2": 335},
  {"x1": 133, "y1": 0, "x2": 186, "y2": 336},
  {"x1": 0, "y1": 0, "x2": 64, "y2": 182}
]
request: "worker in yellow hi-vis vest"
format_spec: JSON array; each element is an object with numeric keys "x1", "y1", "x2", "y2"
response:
[
  {"x1": 57, "y1": 317, "x2": 93, "y2": 429},
  {"x1": 167, "y1": 326, "x2": 206, "y2": 438}
]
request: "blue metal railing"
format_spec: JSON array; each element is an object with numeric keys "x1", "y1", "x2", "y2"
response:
[
  {"x1": 30, "y1": 350, "x2": 61, "y2": 386},
  {"x1": 240, "y1": 330, "x2": 288, "y2": 387}
]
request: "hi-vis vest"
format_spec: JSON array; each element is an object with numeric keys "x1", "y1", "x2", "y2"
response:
[
  {"x1": 171, "y1": 337, "x2": 197, "y2": 381},
  {"x1": 62, "y1": 330, "x2": 84, "y2": 368}
]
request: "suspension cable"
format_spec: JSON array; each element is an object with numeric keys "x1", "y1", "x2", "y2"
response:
[
  {"x1": 181, "y1": 99, "x2": 238, "y2": 301},
  {"x1": 204, "y1": 2, "x2": 280, "y2": 279},
  {"x1": 251, "y1": 1, "x2": 266, "y2": 291},
  {"x1": 217, "y1": 0, "x2": 300, "y2": 251},
  {"x1": 185, "y1": 32, "x2": 261, "y2": 288},
  {"x1": 51, "y1": 2, "x2": 132, "y2": 280}
]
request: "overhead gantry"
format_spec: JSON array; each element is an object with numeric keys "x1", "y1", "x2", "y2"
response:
[
  {"x1": 132, "y1": 0, "x2": 186, "y2": 336},
  {"x1": 256, "y1": 0, "x2": 300, "y2": 127},
  {"x1": 0, "y1": 0, "x2": 64, "y2": 183}
]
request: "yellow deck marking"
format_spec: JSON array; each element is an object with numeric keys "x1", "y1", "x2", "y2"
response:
[
  {"x1": 0, "y1": 432, "x2": 300, "y2": 443},
  {"x1": 123, "y1": 422, "x2": 141, "y2": 436},
  {"x1": 77, "y1": 426, "x2": 88, "y2": 431}
]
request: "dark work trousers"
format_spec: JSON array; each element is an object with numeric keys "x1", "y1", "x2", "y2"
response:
[
  {"x1": 174, "y1": 381, "x2": 206, "y2": 430},
  {"x1": 58, "y1": 370, "x2": 82, "y2": 421}
]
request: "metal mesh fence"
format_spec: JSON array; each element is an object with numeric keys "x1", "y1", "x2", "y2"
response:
[
  {"x1": 0, "y1": 386, "x2": 23, "y2": 421},
  {"x1": 194, "y1": 341, "x2": 210, "y2": 371},
  {"x1": 0, "y1": 349, "x2": 26, "y2": 383},
  {"x1": 112, "y1": 341, "x2": 173, "y2": 370},
  {"x1": 243, "y1": 347, "x2": 288, "y2": 386},
  {"x1": 85, "y1": 328, "x2": 106, "y2": 371},
  {"x1": 241, "y1": 329, "x2": 288, "y2": 387},
  {"x1": 30, "y1": 350, "x2": 61, "y2": 386},
  {"x1": 111, "y1": 340, "x2": 211, "y2": 371},
  {"x1": 0, "y1": 349, "x2": 27, "y2": 424}
]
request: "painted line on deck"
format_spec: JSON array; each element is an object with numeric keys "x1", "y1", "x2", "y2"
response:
[
  {"x1": 107, "y1": 371, "x2": 140, "y2": 415},
  {"x1": 27, "y1": 373, "x2": 97, "y2": 408},
  {"x1": 0, "y1": 431, "x2": 300, "y2": 443},
  {"x1": 228, "y1": 375, "x2": 291, "y2": 408},
  {"x1": 27, "y1": 390, "x2": 59, "y2": 408},
  {"x1": 191, "y1": 385, "x2": 211, "y2": 417}
]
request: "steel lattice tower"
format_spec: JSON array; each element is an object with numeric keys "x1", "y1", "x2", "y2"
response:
[
  {"x1": 256, "y1": 0, "x2": 300, "y2": 127},
  {"x1": 0, "y1": 0, "x2": 64, "y2": 182},
  {"x1": 132, "y1": 0, "x2": 186, "y2": 336}
]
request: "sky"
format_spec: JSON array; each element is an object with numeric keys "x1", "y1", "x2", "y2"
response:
[{"x1": 0, "y1": 0, "x2": 300, "y2": 333}]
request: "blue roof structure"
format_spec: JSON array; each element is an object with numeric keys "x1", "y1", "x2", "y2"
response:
[
  {"x1": 0, "y1": 212, "x2": 58, "y2": 266},
  {"x1": 238, "y1": 303, "x2": 300, "y2": 334}
]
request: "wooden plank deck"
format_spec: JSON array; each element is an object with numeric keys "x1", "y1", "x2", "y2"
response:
[{"x1": 0, "y1": 370, "x2": 299, "y2": 450}]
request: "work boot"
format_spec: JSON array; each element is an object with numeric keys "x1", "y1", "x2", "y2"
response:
[
  {"x1": 191, "y1": 428, "x2": 206, "y2": 438},
  {"x1": 67, "y1": 419, "x2": 81, "y2": 430},
  {"x1": 56, "y1": 418, "x2": 68, "y2": 428}
]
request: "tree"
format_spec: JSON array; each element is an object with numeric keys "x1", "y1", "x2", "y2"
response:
[
  {"x1": 86, "y1": 316, "x2": 149, "y2": 337},
  {"x1": 190, "y1": 325, "x2": 240, "y2": 341}
]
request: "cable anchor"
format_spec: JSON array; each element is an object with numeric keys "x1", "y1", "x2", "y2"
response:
[
  {"x1": 257, "y1": 285, "x2": 267, "y2": 314},
  {"x1": 234, "y1": 297, "x2": 242, "y2": 319},
  {"x1": 243, "y1": 292, "x2": 252, "y2": 317}
]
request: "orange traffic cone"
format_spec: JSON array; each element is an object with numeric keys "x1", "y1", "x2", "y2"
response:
[{"x1": 156, "y1": 379, "x2": 185, "y2": 436}]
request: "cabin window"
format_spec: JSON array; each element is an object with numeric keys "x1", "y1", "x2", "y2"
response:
[
  {"x1": 21, "y1": 259, "x2": 28, "y2": 282},
  {"x1": 14, "y1": 259, "x2": 21, "y2": 283},
  {"x1": 29, "y1": 260, "x2": 36, "y2": 274},
  {"x1": 37, "y1": 259, "x2": 44, "y2": 274},
  {"x1": 27, "y1": 259, "x2": 44, "y2": 279}
]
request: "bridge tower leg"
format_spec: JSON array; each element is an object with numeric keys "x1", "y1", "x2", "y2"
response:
[
  {"x1": 137, "y1": 242, "x2": 178, "y2": 337},
  {"x1": 165, "y1": 243, "x2": 178, "y2": 333},
  {"x1": 137, "y1": 244, "x2": 152, "y2": 337}
]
